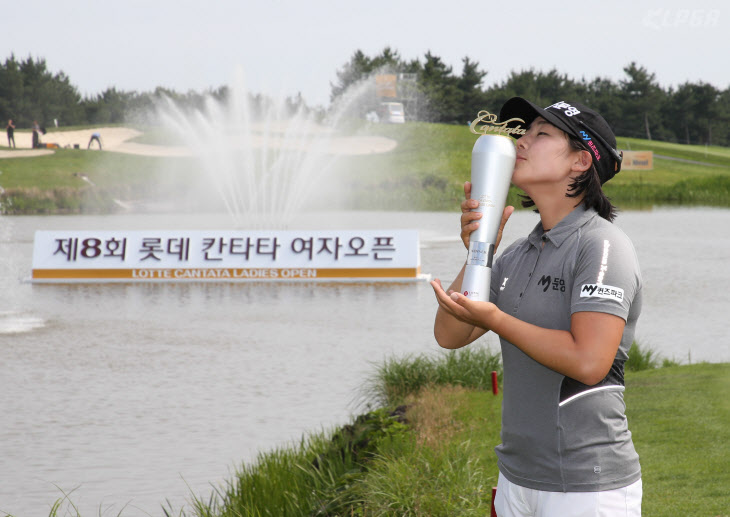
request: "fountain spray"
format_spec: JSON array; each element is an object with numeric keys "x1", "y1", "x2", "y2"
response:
[{"x1": 461, "y1": 134, "x2": 516, "y2": 301}]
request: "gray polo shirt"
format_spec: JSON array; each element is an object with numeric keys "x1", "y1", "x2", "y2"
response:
[{"x1": 490, "y1": 204, "x2": 642, "y2": 492}]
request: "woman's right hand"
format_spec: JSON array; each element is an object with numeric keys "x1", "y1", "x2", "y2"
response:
[{"x1": 460, "y1": 181, "x2": 514, "y2": 251}]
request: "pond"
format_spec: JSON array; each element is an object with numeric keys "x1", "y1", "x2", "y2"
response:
[{"x1": 0, "y1": 207, "x2": 727, "y2": 515}]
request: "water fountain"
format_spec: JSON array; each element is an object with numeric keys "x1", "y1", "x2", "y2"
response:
[{"x1": 154, "y1": 68, "x2": 394, "y2": 229}]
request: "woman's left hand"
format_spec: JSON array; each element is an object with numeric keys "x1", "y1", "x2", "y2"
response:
[{"x1": 431, "y1": 278, "x2": 500, "y2": 329}]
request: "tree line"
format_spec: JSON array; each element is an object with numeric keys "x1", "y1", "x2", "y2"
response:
[
  {"x1": 2, "y1": 51, "x2": 729, "y2": 147},
  {"x1": 0, "y1": 54, "x2": 230, "y2": 129},
  {"x1": 0, "y1": 54, "x2": 314, "y2": 132},
  {"x1": 331, "y1": 48, "x2": 730, "y2": 147}
]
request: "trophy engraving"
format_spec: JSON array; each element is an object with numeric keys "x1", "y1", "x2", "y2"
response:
[{"x1": 469, "y1": 110, "x2": 527, "y2": 136}]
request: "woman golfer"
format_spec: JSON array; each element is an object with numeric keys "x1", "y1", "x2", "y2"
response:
[{"x1": 432, "y1": 97, "x2": 642, "y2": 516}]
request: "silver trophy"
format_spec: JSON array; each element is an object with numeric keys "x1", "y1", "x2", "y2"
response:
[{"x1": 461, "y1": 133, "x2": 516, "y2": 301}]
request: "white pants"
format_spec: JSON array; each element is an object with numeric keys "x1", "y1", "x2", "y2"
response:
[{"x1": 494, "y1": 473, "x2": 642, "y2": 517}]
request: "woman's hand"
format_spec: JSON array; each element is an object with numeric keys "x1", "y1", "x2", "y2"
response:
[
  {"x1": 431, "y1": 277, "x2": 501, "y2": 330},
  {"x1": 460, "y1": 181, "x2": 515, "y2": 251}
]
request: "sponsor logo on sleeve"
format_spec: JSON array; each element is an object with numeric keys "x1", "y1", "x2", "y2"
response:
[{"x1": 580, "y1": 283, "x2": 624, "y2": 301}]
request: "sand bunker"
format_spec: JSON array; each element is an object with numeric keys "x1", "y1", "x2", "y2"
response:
[
  {"x1": 1, "y1": 127, "x2": 142, "y2": 156},
  {"x1": 0, "y1": 126, "x2": 397, "y2": 158}
]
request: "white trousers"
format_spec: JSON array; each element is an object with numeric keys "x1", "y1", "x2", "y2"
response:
[{"x1": 494, "y1": 473, "x2": 642, "y2": 517}]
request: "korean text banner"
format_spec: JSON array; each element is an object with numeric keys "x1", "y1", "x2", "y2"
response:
[{"x1": 31, "y1": 230, "x2": 422, "y2": 282}]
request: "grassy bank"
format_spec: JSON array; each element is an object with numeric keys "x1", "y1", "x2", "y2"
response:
[
  {"x1": 338, "y1": 122, "x2": 730, "y2": 210},
  {"x1": 0, "y1": 148, "x2": 209, "y2": 214},
  {"x1": 27, "y1": 346, "x2": 728, "y2": 516},
  {"x1": 155, "y1": 345, "x2": 726, "y2": 517},
  {"x1": 1, "y1": 122, "x2": 729, "y2": 214}
]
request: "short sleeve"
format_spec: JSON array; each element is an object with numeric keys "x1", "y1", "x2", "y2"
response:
[{"x1": 570, "y1": 227, "x2": 641, "y2": 321}]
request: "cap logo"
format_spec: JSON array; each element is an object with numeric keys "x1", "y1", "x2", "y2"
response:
[
  {"x1": 470, "y1": 110, "x2": 527, "y2": 136},
  {"x1": 546, "y1": 101, "x2": 581, "y2": 117}
]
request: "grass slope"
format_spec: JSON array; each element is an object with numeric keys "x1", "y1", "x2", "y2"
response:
[
  {"x1": 626, "y1": 363, "x2": 730, "y2": 516},
  {"x1": 1, "y1": 121, "x2": 729, "y2": 213},
  {"x1": 27, "y1": 348, "x2": 728, "y2": 516},
  {"x1": 182, "y1": 347, "x2": 728, "y2": 517}
]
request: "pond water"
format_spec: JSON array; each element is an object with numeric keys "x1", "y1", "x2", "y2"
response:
[{"x1": 0, "y1": 207, "x2": 728, "y2": 516}]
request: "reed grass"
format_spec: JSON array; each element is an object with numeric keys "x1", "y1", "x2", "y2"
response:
[
  {"x1": 360, "y1": 346, "x2": 502, "y2": 407},
  {"x1": 0, "y1": 186, "x2": 114, "y2": 214},
  {"x1": 185, "y1": 407, "x2": 409, "y2": 517},
  {"x1": 626, "y1": 342, "x2": 680, "y2": 372},
  {"x1": 356, "y1": 385, "x2": 501, "y2": 516}
]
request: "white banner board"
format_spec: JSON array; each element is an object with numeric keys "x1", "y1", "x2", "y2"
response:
[{"x1": 31, "y1": 229, "x2": 422, "y2": 282}]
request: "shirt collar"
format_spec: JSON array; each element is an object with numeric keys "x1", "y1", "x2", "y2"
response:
[{"x1": 527, "y1": 204, "x2": 597, "y2": 248}]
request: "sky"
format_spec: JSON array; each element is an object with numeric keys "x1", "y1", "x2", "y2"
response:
[{"x1": 4, "y1": 0, "x2": 728, "y2": 108}]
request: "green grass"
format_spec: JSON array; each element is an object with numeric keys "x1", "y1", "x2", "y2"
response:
[
  {"x1": 358, "y1": 362, "x2": 730, "y2": 517},
  {"x1": 0, "y1": 149, "x2": 155, "y2": 188},
  {"x1": 338, "y1": 122, "x2": 475, "y2": 210},
  {"x1": 0, "y1": 148, "x2": 204, "y2": 214},
  {"x1": 165, "y1": 407, "x2": 411, "y2": 517},
  {"x1": 360, "y1": 346, "x2": 502, "y2": 408},
  {"x1": 172, "y1": 345, "x2": 727, "y2": 517},
  {"x1": 618, "y1": 137, "x2": 730, "y2": 166},
  {"x1": 355, "y1": 387, "x2": 500, "y2": 516},
  {"x1": 626, "y1": 342, "x2": 680, "y2": 371},
  {"x1": 626, "y1": 363, "x2": 730, "y2": 516},
  {"x1": 338, "y1": 122, "x2": 730, "y2": 211},
  {"x1": 1, "y1": 120, "x2": 729, "y2": 213}
]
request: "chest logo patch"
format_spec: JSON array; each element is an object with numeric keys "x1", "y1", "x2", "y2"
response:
[
  {"x1": 537, "y1": 275, "x2": 566, "y2": 293},
  {"x1": 500, "y1": 277, "x2": 509, "y2": 291},
  {"x1": 580, "y1": 284, "x2": 624, "y2": 301}
]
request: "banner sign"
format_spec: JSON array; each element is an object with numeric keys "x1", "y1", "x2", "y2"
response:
[
  {"x1": 31, "y1": 230, "x2": 422, "y2": 283},
  {"x1": 621, "y1": 150, "x2": 654, "y2": 170}
]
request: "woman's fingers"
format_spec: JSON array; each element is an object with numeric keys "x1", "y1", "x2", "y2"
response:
[
  {"x1": 461, "y1": 183, "x2": 481, "y2": 248},
  {"x1": 463, "y1": 181, "x2": 472, "y2": 200},
  {"x1": 432, "y1": 279, "x2": 471, "y2": 321},
  {"x1": 461, "y1": 197, "x2": 480, "y2": 213},
  {"x1": 461, "y1": 213, "x2": 482, "y2": 234}
]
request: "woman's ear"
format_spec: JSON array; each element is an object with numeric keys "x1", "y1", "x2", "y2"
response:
[{"x1": 571, "y1": 149, "x2": 592, "y2": 173}]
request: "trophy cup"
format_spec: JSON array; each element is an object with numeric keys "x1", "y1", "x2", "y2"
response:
[{"x1": 461, "y1": 116, "x2": 517, "y2": 302}]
